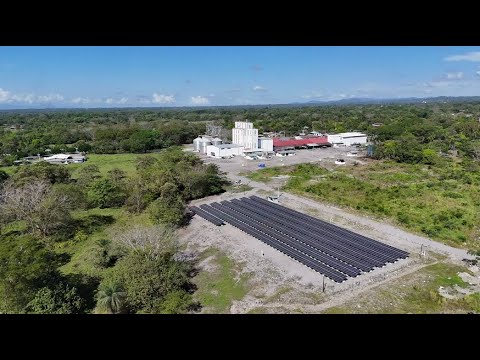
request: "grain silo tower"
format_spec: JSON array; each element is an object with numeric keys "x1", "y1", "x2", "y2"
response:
[
  {"x1": 193, "y1": 136, "x2": 202, "y2": 152},
  {"x1": 199, "y1": 137, "x2": 212, "y2": 154}
]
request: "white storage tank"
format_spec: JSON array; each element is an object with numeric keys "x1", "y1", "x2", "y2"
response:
[
  {"x1": 193, "y1": 137, "x2": 202, "y2": 152},
  {"x1": 212, "y1": 137, "x2": 223, "y2": 146},
  {"x1": 199, "y1": 138, "x2": 212, "y2": 154}
]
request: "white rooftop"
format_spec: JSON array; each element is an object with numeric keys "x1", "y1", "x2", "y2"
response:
[
  {"x1": 337, "y1": 132, "x2": 367, "y2": 137},
  {"x1": 43, "y1": 153, "x2": 85, "y2": 161},
  {"x1": 44, "y1": 154, "x2": 72, "y2": 160},
  {"x1": 210, "y1": 144, "x2": 243, "y2": 149}
]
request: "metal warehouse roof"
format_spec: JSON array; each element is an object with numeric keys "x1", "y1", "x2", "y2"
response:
[{"x1": 273, "y1": 137, "x2": 330, "y2": 147}]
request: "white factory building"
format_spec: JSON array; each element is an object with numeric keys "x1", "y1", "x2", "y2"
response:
[
  {"x1": 232, "y1": 121, "x2": 273, "y2": 154},
  {"x1": 206, "y1": 144, "x2": 244, "y2": 158},
  {"x1": 258, "y1": 137, "x2": 273, "y2": 152},
  {"x1": 327, "y1": 132, "x2": 368, "y2": 147},
  {"x1": 232, "y1": 121, "x2": 258, "y2": 151},
  {"x1": 194, "y1": 122, "x2": 274, "y2": 158}
]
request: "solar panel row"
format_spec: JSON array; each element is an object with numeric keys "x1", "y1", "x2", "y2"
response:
[
  {"x1": 198, "y1": 202, "x2": 347, "y2": 282},
  {"x1": 210, "y1": 201, "x2": 360, "y2": 278},
  {"x1": 236, "y1": 198, "x2": 401, "y2": 265},
  {"x1": 190, "y1": 196, "x2": 408, "y2": 283},
  {"x1": 218, "y1": 200, "x2": 361, "y2": 276},
  {"x1": 251, "y1": 196, "x2": 408, "y2": 258},
  {"x1": 190, "y1": 206, "x2": 225, "y2": 226}
]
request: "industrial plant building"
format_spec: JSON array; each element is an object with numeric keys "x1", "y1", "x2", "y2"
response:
[
  {"x1": 327, "y1": 132, "x2": 367, "y2": 147},
  {"x1": 206, "y1": 144, "x2": 244, "y2": 158},
  {"x1": 232, "y1": 121, "x2": 258, "y2": 151},
  {"x1": 272, "y1": 136, "x2": 330, "y2": 151},
  {"x1": 193, "y1": 122, "x2": 366, "y2": 158},
  {"x1": 258, "y1": 137, "x2": 273, "y2": 152},
  {"x1": 193, "y1": 122, "x2": 274, "y2": 157}
]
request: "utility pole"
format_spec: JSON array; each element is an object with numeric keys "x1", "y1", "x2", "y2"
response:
[
  {"x1": 322, "y1": 276, "x2": 326, "y2": 293},
  {"x1": 420, "y1": 244, "x2": 427, "y2": 258}
]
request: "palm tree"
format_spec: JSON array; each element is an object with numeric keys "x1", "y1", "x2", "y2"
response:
[{"x1": 95, "y1": 282, "x2": 126, "y2": 314}]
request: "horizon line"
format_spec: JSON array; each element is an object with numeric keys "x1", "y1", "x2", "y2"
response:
[{"x1": 0, "y1": 95, "x2": 478, "y2": 112}]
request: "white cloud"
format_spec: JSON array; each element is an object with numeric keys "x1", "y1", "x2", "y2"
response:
[
  {"x1": 22, "y1": 94, "x2": 35, "y2": 103},
  {"x1": 105, "y1": 97, "x2": 128, "y2": 105},
  {"x1": 476, "y1": 71, "x2": 480, "y2": 77},
  {"x1": 444, "y1": 72, "x2": 463, "y2": 80},
  {"x1": 0, "y1": 88, "x2": 65, "y2": 104},
  {"x1": 445, "y1": 52, "x2": 480, "y2": 62},
  {"x1": 37, "y1": 94, "x2": 64, "y2": 102},
  {"x1": 324, "y1": 93, "x2": 357, "y2": 101},
  {"x1": 0, "y1": 88, "x2": 10, "y2": 102},
  {"x1": 72, "y1": 97, "x2": 90, "y2": 104},
  {"x1": 252, "y1": 85, "x2": 267, "y2": 92},
  {"x1": 191, "y1": 96, "x2": 209, "y2": 105},
  {"x1": 152, "y1": 93, "x2": 175, "y2": 104}
]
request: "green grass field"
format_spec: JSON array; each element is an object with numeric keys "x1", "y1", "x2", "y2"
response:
[
  {"x1": 323, "y1": 263, "x2": 480, "y2": 314},
  {"x1": 247, "y1": 162, "x2": 480, "y2": 251},
  {"x1": 69, "y1": 153, "x2": 164, "y2": 178},
  {"x1": 1, "y1": 153, "x2": 165, "y2": 178}
]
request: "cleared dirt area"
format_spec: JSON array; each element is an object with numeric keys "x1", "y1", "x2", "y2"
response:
[{"x1": 180, "y1": 145, "x2": 476, "y2": 313}]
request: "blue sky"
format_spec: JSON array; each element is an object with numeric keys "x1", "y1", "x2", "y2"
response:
[{"x1": 1, "y1": 46, "x2": 480, "y2": 108}]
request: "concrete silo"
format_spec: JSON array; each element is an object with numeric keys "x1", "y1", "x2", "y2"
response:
[
  {"x1": 199, "y1": 137, "x2": 212, "y2": 154},
  {"x1": 193, "y1": 136, "x2": 202, "y2": 152},
  {"x1": 211, "y1": 137, "x2": 223, "y2": 146}
]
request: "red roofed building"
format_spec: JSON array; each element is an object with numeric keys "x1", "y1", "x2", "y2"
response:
[{"x1": 272, "y1": 136, "x2": 331, "y2": 149}]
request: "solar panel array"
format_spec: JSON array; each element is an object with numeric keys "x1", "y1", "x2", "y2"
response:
[
  {"x1": 190, "y1": 196, "x2": 409, "y2": 282},
  {"x1": 190, "y1": 206, "x2": 225, "y2": 226}
]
